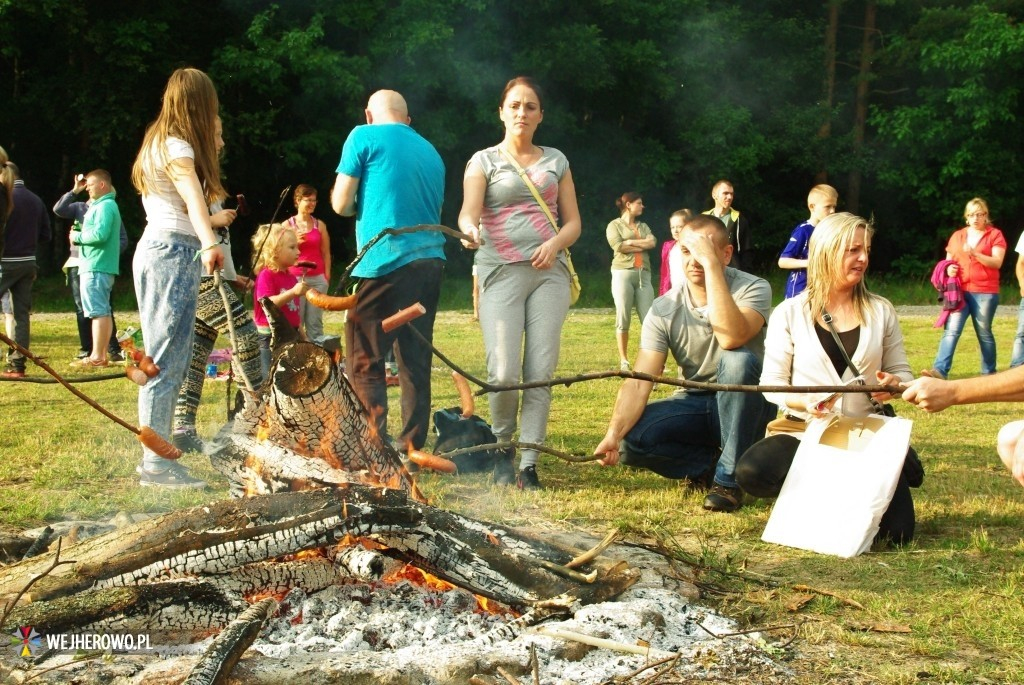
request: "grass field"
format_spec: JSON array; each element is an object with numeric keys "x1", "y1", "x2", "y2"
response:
[{"x1": 2, "y1": 287, "x2": 1023, "y2": 683}]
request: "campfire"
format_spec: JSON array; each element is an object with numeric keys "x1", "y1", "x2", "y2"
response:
[{"x1": 0, "y1": 305, "x2": 791, "y2": 684}]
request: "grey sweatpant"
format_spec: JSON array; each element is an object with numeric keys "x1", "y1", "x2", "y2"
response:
[
  {"x1": 478, "y1": 261, "x2": 570, "y2": 469},
  {"x1": 611, "y1": 267, "x2": 654, "y2": 332}
]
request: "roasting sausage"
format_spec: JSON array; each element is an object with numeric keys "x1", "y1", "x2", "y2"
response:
[
  {"x1": 452, "y1": 371, "x2": 474, "y2": 418},
  {"x1": 139, "y1": 356, "x2": 160, "y2": 378},
  {"x1": 407, "y1": 449, "x2": 458, "y2": 474},
  {"x1": 137, "y1": 426, "x2": 182, "y2": 460},
  {"x1": 381, "y1": 303, "x2": 426, "y2": 333},
  {"x1": 305, "y1": 289, "x2": 358, "y2": 311},
  {"x1": 126, "y1": 366, "x2": 149, "y2": 386}
]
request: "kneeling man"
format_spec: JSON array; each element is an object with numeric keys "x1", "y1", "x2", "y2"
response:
[{"x1": 593, "y1": 214, "x2": 774, "y2": 512}]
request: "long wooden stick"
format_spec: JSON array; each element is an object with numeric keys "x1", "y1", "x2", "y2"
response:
[
  {"x1": 0, "y1": 331, "x2": 181, "y2": 459},
  {"x1": 530, "y1": 625, "x2": 675, "y2": 659},
  {"x1": 0, "y1": 372, "x2": 124, "y2": 384},
  {"x1": 0, "y1": 331, "x2": 139, "y2": 434},
  {"x1": 397, "y1": 321, "x2": 901, "y2": 397},
  {"x1": 437, "y1": 440, "x2": 601, "y2": 464}
]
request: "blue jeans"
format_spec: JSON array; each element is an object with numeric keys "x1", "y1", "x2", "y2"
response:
[
  {"x1": 133, "y1": 232, "x2": 202, "y2": 471},
  {"x1": 1011, "y1": 298, "x2": 1024, "y2": 369},
  {"x1": 295, "y1": 272, "x2": 330, "y2": 343},
  {"x1": 620, "y1": 348, "x2": 774, "y2": 488},
  {"x1": 933, "y1": 291, "x2": 999, "y2": 376}
]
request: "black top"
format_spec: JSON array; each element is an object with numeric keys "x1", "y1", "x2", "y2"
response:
[{"x1": 814, "y1": 321, "x2": 860, "y2": 377}]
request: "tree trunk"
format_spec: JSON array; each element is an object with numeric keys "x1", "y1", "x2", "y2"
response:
[
  {"x1": 848, "y1": 0, "x2": 878, "y2": 211},
  {"x1": 815, "y1": 0, "x2": 842, "y2": 184},
  {"x1": 249, "y1": 341, "x2": 422, "y2": 499}
]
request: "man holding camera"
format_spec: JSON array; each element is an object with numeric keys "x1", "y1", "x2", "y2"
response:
[{"x1": 69, "y1": 170, "x2": 122, "y2": 367}]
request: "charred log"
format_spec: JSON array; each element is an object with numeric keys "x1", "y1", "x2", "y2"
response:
[
  {"x1": 216, "y1": 340, "x2": 422, "y2": 500},
  {"x1": 182, "y1": 597, "x2": 278, "y2": 685},
  {"x1": 0, "y1": 488, "x2": 637, "y2": 611},
  {"x1": 5, "y1": 579, "x2": 246, "y2": 638}
]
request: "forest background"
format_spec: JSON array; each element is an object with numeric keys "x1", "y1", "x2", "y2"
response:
[{"x1": 2, "y1": 0, "x2": 1024, "y2": 287}]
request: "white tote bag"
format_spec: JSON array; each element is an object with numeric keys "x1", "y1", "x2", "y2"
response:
[{"x1": 761, "y1": 413, "x2": 913, "y2": 558}]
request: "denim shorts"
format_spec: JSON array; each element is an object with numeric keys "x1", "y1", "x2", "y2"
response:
[{"x1": 80, "y1": 271, "x2": 115, "y2": 318}]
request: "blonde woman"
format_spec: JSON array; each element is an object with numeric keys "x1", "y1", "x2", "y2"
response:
[
  {"x1": 130, "y1": 67, "x2": 225, "y2": 489},
  {"x1": 607, "y1": 191, "x2": 655, "y2": 370},
  {"x1": 931, "y1": 197, "x2": 1006, "y2": 378},
  {"x1": 736, "y1": 212, "x2": 918, "y2": 544}
]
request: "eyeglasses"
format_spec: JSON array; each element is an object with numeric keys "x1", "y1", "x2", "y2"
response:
[{"x1": 967, "y1": 212, "x2": 988, "y2": 218}]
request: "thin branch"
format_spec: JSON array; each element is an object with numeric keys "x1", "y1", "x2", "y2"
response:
[
  {"x1": 0, "y1": 372, "x2": 124, "y2": 384},
  {"x1": 23, "y1": 651, "x2": 105, "y2": 683},
  {"x1": 467, "y1": 369, "x2": 901, "y2": 397},
  {"x1": 334, "y1": 224, "x2": 468, "y2": 294},
  {"x1": 566, "y1": 529, "x2": 620, "y2": 569},
  {"x1": 530, "y1": 625, "x2": 675, "y2": 659},
  {"x1": 400, "y1": 321, "x2": 903, "y2": 397},
  {"x1": 436, "y1": 440, "x2": 601, "y2": 464},
  {"x1": 614, "y1": 653, "x2": 681, "y2": 682},
  {"x1": 695, "y1": 621, "x2": 797, "y2": 640},
  {"x1": 497, "y1": 666, "x2": 524, "y2": 685},
  {"x1": 0, "y1": 538, "x2": 76, "y2": 632}
]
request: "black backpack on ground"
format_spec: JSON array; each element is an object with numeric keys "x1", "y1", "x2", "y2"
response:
[{"x1": 432, "y1": 407, "x2": 501, "y2": 474}]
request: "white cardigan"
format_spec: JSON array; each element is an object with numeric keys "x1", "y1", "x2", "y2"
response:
[{"x1": 761, "y1": 293, "x2": 913, "y2": 419}]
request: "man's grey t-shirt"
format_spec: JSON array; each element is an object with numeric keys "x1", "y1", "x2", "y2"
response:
[{"x1": 640, "y1": 267, "x2": 772, "y2": 391}]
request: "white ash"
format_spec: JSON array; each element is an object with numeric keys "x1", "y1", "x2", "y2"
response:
[{"x1": 231, "y1": 577, "x2": 785, "y2": 684}]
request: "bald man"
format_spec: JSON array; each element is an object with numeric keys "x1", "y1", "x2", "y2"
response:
[{"x1": 331, "y1": 89, "x2": 446, "y2": 453}]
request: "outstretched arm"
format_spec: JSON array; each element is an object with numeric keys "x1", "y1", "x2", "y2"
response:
[
  {"x1": 594, "y1": 347, "x2": 667, "y2": 466},
  {"x1": 902, "y1": 366, "x2": 1024, "y2": 412}
]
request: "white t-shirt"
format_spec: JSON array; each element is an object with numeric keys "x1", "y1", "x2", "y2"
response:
[
  {"x1": 140, "y1": 136, "x2": 196, "y2": 237},
  {"x1": 1014, "y1": 229, "x2": 1024, "y2": 255}
]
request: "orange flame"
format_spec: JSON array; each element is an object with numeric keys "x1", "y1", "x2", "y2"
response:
[{"x1": 384, "y1": 563, "x2": 514, "y2": 616}]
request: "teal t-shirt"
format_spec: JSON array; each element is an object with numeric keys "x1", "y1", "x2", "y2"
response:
[
  {"x1": 77, "y1": 191, "x2": 121, "y2": 275},
  {"x1": 337, "y1": 123, "x2": 445, "y2": 278}
]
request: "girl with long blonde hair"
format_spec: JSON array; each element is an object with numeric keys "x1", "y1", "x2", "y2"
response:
[{"x1": 131, "y1": 67, "x2": 226, "y2": 490}]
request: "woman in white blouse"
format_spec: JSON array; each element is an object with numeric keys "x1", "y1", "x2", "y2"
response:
[{"x1": 735, "y1": 212, "x2": 919, "y2": 544}]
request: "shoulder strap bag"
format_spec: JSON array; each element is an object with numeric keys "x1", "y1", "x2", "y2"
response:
[
  {"x1": 498, "y1": 147, "x2": 581, "y2": 305},
  {"x1": 822, "y1": 311, "x2": 923, "y2": 487}
]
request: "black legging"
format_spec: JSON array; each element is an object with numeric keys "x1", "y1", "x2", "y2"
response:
[{"x1": 735, "y1": 434, "x2": 916, "y2": 545}]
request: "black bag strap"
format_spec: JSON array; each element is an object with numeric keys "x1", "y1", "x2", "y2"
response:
[{"x1": 821, "y1": 311, "x2": 886, "y2": 413}]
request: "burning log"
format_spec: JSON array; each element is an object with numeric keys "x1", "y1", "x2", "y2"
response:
[
  {"x1": 0, "y1": 488, "x2": 637, "y2": 616},
  {"x1": 224, "y1": 338, "x2": 422, "y2": 499}
]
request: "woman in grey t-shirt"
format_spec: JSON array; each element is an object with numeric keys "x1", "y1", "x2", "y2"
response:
[{"x1": 457, "y1": 77, "x2": 582, "y2": 490}]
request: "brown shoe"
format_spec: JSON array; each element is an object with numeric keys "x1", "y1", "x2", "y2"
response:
[{"x1": 703, "y1": 484, "x2": 742, "y2": 512}]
